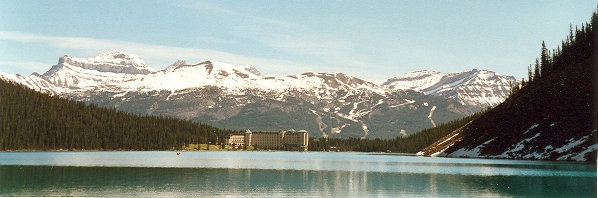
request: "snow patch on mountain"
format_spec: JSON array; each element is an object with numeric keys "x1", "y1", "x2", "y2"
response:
[
  {"x1": 427, "y1": 106, "x2": 437, "y2": 127},
  {"x1": 445, "y1": 138, "x2": 493, "y2": 158}
]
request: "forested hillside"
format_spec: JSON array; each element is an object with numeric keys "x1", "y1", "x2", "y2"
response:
[
  {"x1": 0, "y1": 79, "x2": 234, "y2": 150},
  {"x1": 419, "y1": 9, "x2": 597, "y2": 161},
  {"x1": 308, "y1": 109, "x2": 486, "y2": 152}
]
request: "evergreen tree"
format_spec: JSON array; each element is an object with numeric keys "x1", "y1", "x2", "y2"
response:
[
  {"x1": 528, "y1": 64, "x2": 533, "y2": 82},
  {"x1": 540, "y1": 41, "x2": 551, "y2": 76},
  {"x1": 534, "y1": 58, "x2": 541, "y2": 81}
]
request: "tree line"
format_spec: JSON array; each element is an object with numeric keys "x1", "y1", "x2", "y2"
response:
[
  {"x1": 510, "y1": 7, "x2": 597, "y2": 94},
  {"x1": 0, "y1": 79, "x2": 237, "y2": 150}
]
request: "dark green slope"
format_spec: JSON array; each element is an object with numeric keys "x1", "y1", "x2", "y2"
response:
[
  {"x1": 420, "y1": 10, "x2": 597, "y2": 161},
  {"x1": 0, "y1": 79, "x2": 232, "y2": 150}
]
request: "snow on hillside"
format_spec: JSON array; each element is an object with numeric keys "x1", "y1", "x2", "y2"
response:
[{"x1": 423, "y1": 129, "x2": 597, "y2": 162}]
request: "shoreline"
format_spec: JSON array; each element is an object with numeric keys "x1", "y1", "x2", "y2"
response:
[{"x1": 0, "y1": 150, "x2": 594, "y2": 163}]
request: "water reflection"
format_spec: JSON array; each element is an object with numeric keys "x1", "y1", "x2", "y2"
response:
[
  {"x1": 0, "y1": 151, "x2": 595, "y2": 177},
  {"x1": 0, "y1": 166, "x2": 595, "y2": 197}
]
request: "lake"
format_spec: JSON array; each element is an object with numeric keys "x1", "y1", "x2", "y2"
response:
[{"x1": 0, "y1": 151, "x2": 595, "y2": 197}]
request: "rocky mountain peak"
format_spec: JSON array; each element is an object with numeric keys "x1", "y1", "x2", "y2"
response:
[
  {"x1": 163, "y1": 60, "x2": 187, "y2": 72},
  {"x1": 242, "y1": 64, "x2": 262, "y2": 76},
  {"x1": 48, "y1": 52, "x2": 155, "y2": 76}
]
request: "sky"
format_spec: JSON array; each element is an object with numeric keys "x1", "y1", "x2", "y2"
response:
[{"x1": 0, "y1": 0, "x2": 596, "y2": 83}]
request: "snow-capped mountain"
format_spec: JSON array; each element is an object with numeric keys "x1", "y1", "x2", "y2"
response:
[
  {"x1": 0, "y1": 52, "x2": 515, "y2": 139},
  {"x1": 1, "y1": 52, "x2": 155, "y2": 94},
  {"x1": 382, "y1": 69, "x2": 515, "y2": 108}
]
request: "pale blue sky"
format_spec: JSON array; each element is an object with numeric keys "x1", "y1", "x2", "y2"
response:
[{"x1": 0, "y1": 0, "x2": 595, "y2": 83}]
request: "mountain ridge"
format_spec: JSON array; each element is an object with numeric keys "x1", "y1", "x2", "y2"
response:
[{"x1": 0, "y1": 52, "x2": 516, "y2": 139}]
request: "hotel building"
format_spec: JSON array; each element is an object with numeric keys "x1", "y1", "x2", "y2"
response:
[{"x1": 225, "y1": 129, "x2": 309, "y2": 151}]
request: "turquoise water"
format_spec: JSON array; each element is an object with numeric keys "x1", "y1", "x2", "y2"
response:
[{"x1": 0, "y1": 151, "x2": 595, "y2": 197}]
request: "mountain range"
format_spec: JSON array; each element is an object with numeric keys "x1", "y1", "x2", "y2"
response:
[{"x1": 0, "y1": 52, "x2": 515, "y2": 139}]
